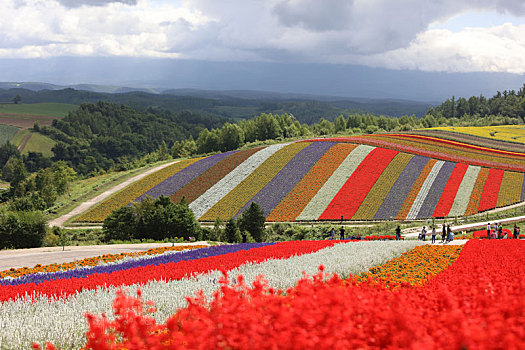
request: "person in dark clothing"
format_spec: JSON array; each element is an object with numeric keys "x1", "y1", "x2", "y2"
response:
[
  {"x1": 441, "y1": 223, "x2": 447, "y2": 243},
  {"x1": 513, "y1": 224, "x2": 519, "y2": 239},
  {"x1": 395, "y1": 226, "x2": 401, "y2": 240},
  {"x1": 431, "y1": 226, "x2": 436, "y2": 244},
  {"x1": 339, "y1": 226, "x2": 345, "y2": 240}
]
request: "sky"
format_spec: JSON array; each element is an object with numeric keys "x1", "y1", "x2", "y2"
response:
[{"x1": 1, "y1": 0, "x2": 525, "y2": 73}]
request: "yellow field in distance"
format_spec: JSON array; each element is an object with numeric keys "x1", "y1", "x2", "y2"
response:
[{"x1": 430, "y1": 125, "x2": 525, "y2": 144}]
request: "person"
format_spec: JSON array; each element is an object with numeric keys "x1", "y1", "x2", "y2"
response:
[
  {"x1": 420, "y1": 226, "x2": 427, "y2": 241},
  {"x1": 442, "y1": 223, "x2": 446, "y2": 243},
  {"x1": 330, "y1": 227, "x2": 335, "y2": 240},
  {"x1": 431, "y1": 226, "x2": 436, "y2": 244},
  {"x1": 395, "y1": 225, "x2": 401, "y2": 240},
  {"x1": 446, "y1": 224, "x2": 452, "y2": 243},
  {"x1": 513, "y1": 224, "x2": 518, "y2": 239},
  {"x1": 498, "y1": 223, "x2": 503, "y2": 239},
  {"x1": 487, "y1": 222, "x2": 491, "y2": 239},
  {"x1": 339, "y1": 226, "x2": 345, "y2": 240}
]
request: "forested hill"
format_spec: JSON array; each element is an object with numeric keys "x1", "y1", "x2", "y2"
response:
[
  {"x1": 428, "y1": 84, "x2": 525, "y2": 121},
  {"x1": 0, "y1": 87, "x2": 431, "y2": 122},
  {"x1": 39, "y1": 102, "x2": 222, "y2": 174}
]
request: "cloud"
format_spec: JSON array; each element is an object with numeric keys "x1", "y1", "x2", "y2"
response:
[
  {"x1": 56, "y1": 0, "x2": 137, "y2": 8},
  {"x1": 0, "y1": 0, "x2": 525, "y2": 73}
]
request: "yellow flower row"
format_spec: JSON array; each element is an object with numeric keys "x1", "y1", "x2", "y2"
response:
[
  {"x1": 75, "y1": 159, "x2": 200, "y2": 222},
  {"x1": 496, "y1": 171, "x2": 524, "y2": 207},
  {"x1": 200, "y1": 143, "x2": 310, "y2": 221}
]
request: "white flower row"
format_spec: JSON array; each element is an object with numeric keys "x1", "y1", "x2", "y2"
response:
[
  {"x1": 0, "y1": 240, "x2": 420, "y2": 349},
  {"x1": 448, "y1": 165, "x2": 481, "y2": 217},
  {"x1": 297, "y1": 145, "x2": 375, "y2": 220},
  {"x1": 190, "y1": 143, "x2": 289, "y2": 218},
  {"x1": 406, "y1": 160, "x2": 444, "y2": 220}
]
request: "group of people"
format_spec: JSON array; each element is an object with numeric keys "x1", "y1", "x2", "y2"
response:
[
  {"x1": 330, "y1": 227, "x2": 364, "y2": 240},
  {"x1": 486, "y1": 222, "x2": 521, "y2": 239},
  {"x1": 419, "y1": 223, "x2": 453, "y2": 243}
]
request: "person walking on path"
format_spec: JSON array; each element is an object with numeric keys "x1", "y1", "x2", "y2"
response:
[
  {"x1": 339, "y1": 226, "x2": 345, "y2": 240},
  {"x1": 441, "y1": 223, "x2": 447, "y2": 243},
  {"x1": 513, "y1": 224, "x2": 519, "y2": 239},
  {"x1": 498, "y1": 223, "x2": 503, "y2": 239},
  {"x1": 395, "y1": 225, "x2": 401, "y2": 240},
  {"x1": 330, "y1": 227, "x2": 335, "y2": 240},
  {"x1": 431, "y1": 226, "x2": 436, "y2": 244},
  {"x1": 420, "y1": 226, "x2": 427, "y2": 241},
  {"x1": 487, "y1": 222, "x2": 491, "y2": 239},
  {"x1": 446, "y1": 224, "x2": 453, "y2": 243}
]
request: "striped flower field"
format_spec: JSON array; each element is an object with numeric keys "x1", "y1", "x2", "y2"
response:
[
  {"x1": 76, "y1": 132, "x2": 525, "y2": 223},
  {"x1": 3, "y1": 239, "x2": 524, "y2": 349}
]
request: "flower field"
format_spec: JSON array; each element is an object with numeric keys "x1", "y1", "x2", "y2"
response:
[
  {"x1": 76, "y1": 131, "x2": 525, "y2": 223},
  {"x1": 11, "y1": 239, "x2": 523, "y2": 349}
]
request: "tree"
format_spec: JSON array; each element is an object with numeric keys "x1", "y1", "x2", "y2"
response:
[
  {"x1": 224, "y1": 218, "x2": 241, "y2": 243},
  {"x1": 210, "y1": 217, "x2": 224, "y2": 242},
  {"x1": 220, "y1": 123, "x2": 245, "y2": 151},
  {"x1": 238, "y1": 202, "x2": 266, "y2": 242},
  {"x1": 12, "y1": 95, "x2": 21, "y2": 104},
  {"x1": 103, "y1": 206, "x2": 137, "y2": 242}
]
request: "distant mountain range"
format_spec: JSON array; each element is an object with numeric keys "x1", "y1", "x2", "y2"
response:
[{"x1": 0, "y1": 82, "x2": 433, "y2": 121}]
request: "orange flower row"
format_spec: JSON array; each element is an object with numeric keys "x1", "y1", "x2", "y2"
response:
[
  {"x1": 0, "y1": 245, "x2": 206, "y2": 279},
  {"x1": 357, "y1": 244, "x2": 463, "y2": 288}
]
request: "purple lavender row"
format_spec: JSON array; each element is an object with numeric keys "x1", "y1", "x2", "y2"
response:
[
  {"x1": 234, "y1": 142, "x2": 336, "y2": 218},
  {"x1": 0, "y1": 242, "x2": 274, "y2": 287},
  {"x1": 521, "y1": 173, "x2": 525, "y2": 202},
  {"x1": 374, "y1": 155, "x2": 429, "y2": 220},
  {"x1": 136, "y1": 150, "x2": 238, "y2": 201},
  {"x1": 415, "y1": 161, "x2": 456, "y2": 219}
]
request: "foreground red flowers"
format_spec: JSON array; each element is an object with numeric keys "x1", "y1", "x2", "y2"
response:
[{"x1": 62, "y1": 240, "x2": 524, "y2": 349}]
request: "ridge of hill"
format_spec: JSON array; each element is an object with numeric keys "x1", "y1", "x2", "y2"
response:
[
  {"x1": 0, "y1": 85, "x2": 432, "y2": 121},
  {"x1": 75, "y1": 130, "x2": 525, "y2": 224}
]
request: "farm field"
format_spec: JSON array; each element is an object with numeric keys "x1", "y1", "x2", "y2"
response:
[
  {"x1": 0, "y1": 124, "x2": 19, "y2": 144},
  {"x1": 1, "y1": 239, "x2": 523, "y2": 349},
  {"x1": 76, "y1": 130, "x2": 525, "y2": 223},
  {"x1": 0, "y1": 102, "x2": 76, "y2": 128}
]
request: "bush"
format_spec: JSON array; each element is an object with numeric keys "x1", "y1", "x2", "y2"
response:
[
  {"x1": 42, "y1": 231, "x2": 59, "y2": 247},
  {"x1": 0, "y1": 210, "x2": 47, "y2": 249}
]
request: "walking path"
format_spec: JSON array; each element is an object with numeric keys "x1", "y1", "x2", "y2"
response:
[
  {"x1": 49, "y1": 161, "x2": 177, "y2": 228},
  {"x1": 0, "y1": 241, "x2": 209, "y2": 271}
]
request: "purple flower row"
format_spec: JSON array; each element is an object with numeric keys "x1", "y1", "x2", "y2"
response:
[
  {"x1": 415, "y1": 161, "x2": 456, "y2": 219},
  {"x1": 136, "y1": 150, "x2": 238, "y2": 201},
  {"x1": 0, "y1": 242, "x2": 274, "y2": 287},
  {"x1": 234, "y1": 142, "x2": 336, "y2": 218},
  {"x1": 374, "y1": 155, "x2": 429, "y2": 220}
]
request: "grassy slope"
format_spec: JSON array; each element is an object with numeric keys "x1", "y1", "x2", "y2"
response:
[
  {"x1": 11, "y1": 129, "x2": 56, "y2": 156},
  {"x1": 0, "y1": 102, "x2": 77, "y2": 117}
]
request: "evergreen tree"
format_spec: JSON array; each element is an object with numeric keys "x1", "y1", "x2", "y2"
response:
[
  {"x1": 239, "y1": 202, "x2": 266, "y2": 242},
  {"x1": 224, "y1": 218, "x2": 241, "y2": 243}
]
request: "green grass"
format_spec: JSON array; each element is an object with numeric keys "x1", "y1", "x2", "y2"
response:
[
  {"x1": 0, "y1": 103, "x2": 77, "y2": 117},
  {"x1": 0, "y1": 124, "x2": 19, "y2": 144}
]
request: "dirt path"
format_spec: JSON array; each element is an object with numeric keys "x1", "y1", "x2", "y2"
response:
[
  {"x1": 16, "y1": 132, "x2": 32, "y2": 152},
  {"x1": 0, "y1": 241, "x2": 209, "y2": 271},
  {"x1": 48, "y1": 160, "x2": 178, "y2": 228}
]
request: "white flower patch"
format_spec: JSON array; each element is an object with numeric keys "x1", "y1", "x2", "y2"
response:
[
  {"x1": 297, "y1": 145, "x2": 375, "y2": 220},
  {"x1": 1, "y1": 240, "x2": 420, "y2": 349},
  {"x1": 448, "y1": 165, "x2": 481, "y2": 217},
  {"x1": 190, "y1": 143, "x2": 289, "y2": 218},
  {"x1": 406, "y1": 160, "x2": 444, "y2": 220}
]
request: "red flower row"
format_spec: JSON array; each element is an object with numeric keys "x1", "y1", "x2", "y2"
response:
[
  {"x1": 0, "y1": 241, "x2": 338, "y2": 302},
  {"x1": 73, "y1": 240, "x2": 525, "y2": 349}
]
